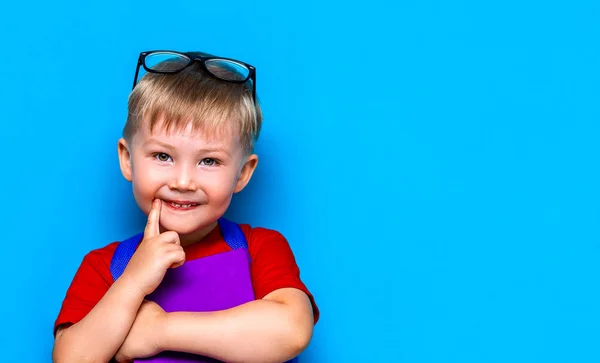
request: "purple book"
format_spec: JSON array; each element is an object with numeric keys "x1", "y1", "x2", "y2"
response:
[{"x1": 135, "y1": 248, "x2": 254, "y2": 363}]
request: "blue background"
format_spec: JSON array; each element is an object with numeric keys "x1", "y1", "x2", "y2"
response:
[{"x1": 1, "y1": 1, "x2": 599, "y2": 362}]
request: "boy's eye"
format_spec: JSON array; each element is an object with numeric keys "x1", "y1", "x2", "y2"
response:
[
  {"x1": 200, "y1": 158, "x2": 218, "y2": 166},
  {"x1": 154, "y1": 153, "x2": 172, "y2": 162}
]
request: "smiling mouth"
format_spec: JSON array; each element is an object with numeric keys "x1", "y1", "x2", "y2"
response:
[{"x1": 163, "y1": 200, "x2": 200, "y2": 210}]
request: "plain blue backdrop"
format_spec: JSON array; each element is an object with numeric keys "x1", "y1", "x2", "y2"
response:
[{"x1": 1, "y1": 0, "x2": 599, "y2": 362}]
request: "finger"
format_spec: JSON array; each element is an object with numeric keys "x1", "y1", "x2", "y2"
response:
[
  {"x1": 144, "y1": 199, "x2": 162, "y2": 238},
  {"x1": 167, "y1": 248, "x2": 186, "y2": 269},
  {"x1": 114, "y1": 350, "x2": 127, "y2": 363},
  {"x1": 170, "y1": 261, "x2": 185, "y2": 269},
  {"x1": 160, "y1": 231, "x2": 181, "y2": 245}
]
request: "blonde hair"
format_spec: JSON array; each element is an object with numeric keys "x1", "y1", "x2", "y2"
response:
[{"x1": 123, "y1": 61, "x2": 261, "y2": 155}]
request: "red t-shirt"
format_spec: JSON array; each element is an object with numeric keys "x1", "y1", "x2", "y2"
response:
[{"x1": 54, "y1": 223, "x2": 319, "y2": 333}]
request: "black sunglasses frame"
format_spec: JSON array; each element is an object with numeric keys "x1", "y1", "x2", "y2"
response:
[{"x1": 132, "y1": 50, "x2": 257, "y2": 106}]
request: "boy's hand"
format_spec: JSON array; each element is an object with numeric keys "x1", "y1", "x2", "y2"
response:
[
  {"x1": 114, "y1": 300, "x2": 167, "y2": 362},
  {"x1": 121, "y1": 198, "x2": 186, "y2": 297}
]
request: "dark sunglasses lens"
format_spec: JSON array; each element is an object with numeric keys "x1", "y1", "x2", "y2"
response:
[
  {"x1": 145, "y1": 52, "x2": 190, "y2": 72},
  {"x1": 205, "y1": 59, "x2": 250, "y2": 82}
]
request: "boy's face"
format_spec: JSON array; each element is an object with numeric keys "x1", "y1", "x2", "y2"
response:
[{"x1": 117, "y1": 118, "x2": 257, "y2": 245}]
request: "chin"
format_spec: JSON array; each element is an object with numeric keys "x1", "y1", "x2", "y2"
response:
[
  {"x1": 163, "y1": 224, "x2": 200, "y2": 235},
  {"x1": 162, "y1": 220, "x2": 213, "y2": 235}
]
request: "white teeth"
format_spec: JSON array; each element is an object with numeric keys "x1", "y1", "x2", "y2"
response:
[{"x1": 169, "y1": 202, "x2": 194, "y2": 208}]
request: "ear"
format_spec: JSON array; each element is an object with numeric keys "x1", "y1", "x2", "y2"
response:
[
  {"x1": 234, "y1": 154, "x2": 258, "y2": 193},
  {"x1": 117, "y1": 138, "x2": 133, "y2": 182}
]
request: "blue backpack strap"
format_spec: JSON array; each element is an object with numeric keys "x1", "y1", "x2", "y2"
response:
[
  {"x1": 110, "y1": 232, "x2": 144, "y2": 281},
  {"x1": 218, "y1": 217, "x2": 248, "y2": 250}
]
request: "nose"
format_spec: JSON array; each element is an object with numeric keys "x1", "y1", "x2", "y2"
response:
[{"x1": 167, "y1": 163, "x2": 198, "y2": 192}]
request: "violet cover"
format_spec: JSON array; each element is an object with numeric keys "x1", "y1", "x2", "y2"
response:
[{"x1": 134, "y1": 248, "x2": 254, "y2": 363}]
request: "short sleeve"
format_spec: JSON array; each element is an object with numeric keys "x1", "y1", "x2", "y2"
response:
[
  {"x1": 243, "y1": 226, "x2": 320, "y2": 324},
  {"x1": 54, "y1": 242, "x2": 118, "y2": 335}
]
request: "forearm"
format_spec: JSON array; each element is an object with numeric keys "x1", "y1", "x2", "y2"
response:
[
  {"x1": 163, "y1": 298, "x2": 313, "y2": 363},
  {"x1": 53, "y1": 275, "x2": 146, "y2": 363}
]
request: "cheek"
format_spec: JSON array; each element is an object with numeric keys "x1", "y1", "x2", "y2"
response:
[
  {"x1": 203, "y1": 170, "x2": 239, "y2": 193},
  {"x1": 131, "y1": 160, "x2": 165, "y2": 199}
]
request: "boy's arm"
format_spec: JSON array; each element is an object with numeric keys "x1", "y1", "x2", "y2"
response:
[
  {"x1": 161, "y1": 287, "x2": 314, "y2": 363},
  {"x1": 156, "y1": 226, "x2": 317, "y2": 363},
  {"x1": 53, "y1": 275, "x2": 146, "y2": 363},
  {"x1": 53, "y1": 199, "x2": 185, "y2": 363}
]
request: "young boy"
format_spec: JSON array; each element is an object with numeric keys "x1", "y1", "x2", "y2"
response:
[{"x1": 53, "y1": 50, "x2": 319, "y2": 363}]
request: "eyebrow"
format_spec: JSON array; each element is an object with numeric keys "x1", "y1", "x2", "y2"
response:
[
  {"x1": 144, "y1": 139, "x2": 175, "y2": 151},
  {"x1": 144, "y1": 139, "x2": 232, "y2": 156}
]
